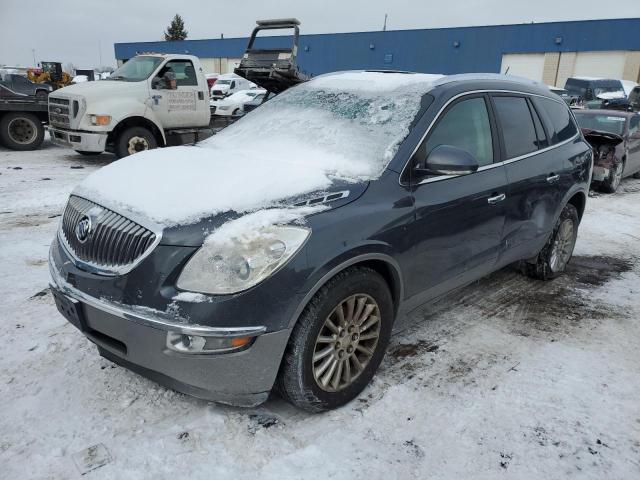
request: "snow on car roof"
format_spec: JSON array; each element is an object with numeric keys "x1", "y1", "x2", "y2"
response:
[{"x1": 74, "y1": 71, "x2": 472, "y2": 226}]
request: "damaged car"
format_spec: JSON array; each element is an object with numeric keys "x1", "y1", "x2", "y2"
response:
[
  {"x1": 573, "y1": 109, "x2": 640, "y2": 192},
  {"x1": 49, "y1": 72, "x2": 592, "y2": 412}
]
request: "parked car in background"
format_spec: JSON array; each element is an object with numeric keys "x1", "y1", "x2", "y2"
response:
[
  {"x1": 205, "y1": 73, "x2": 219, "y2": 91},
  {"x1": 49, "y1": 72, "x2": 592, "y2": 412},
  {"x1": 0, "y1": 72, "x2": 52, "y2": 101},
  {"x1": 626, "y1": 85, "x2": 640, "y2": 112},
  {"x1": 548, "y1": 86, "x2": 579, "y2": 105},
  {"x1": 211, "y1": 89, "x2": 266, "y2": 116},
  {"x1": 210, "y1": 73, "x2": 255, "y2": 99},
  {"x1": 564, "y1": 77, "x2": 625, "y2": 102},
  {"x1": 621, "y1": 80, "x2": 639, "y2": 98},
  {"x1": 242, "y1": 91, "x2": 275, "y2": 114},
  {"x1": 573, "y1": 109, "x2": 640, "y2": 192}
]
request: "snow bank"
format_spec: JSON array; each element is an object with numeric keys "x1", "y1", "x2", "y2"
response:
[{"x1": 75, "y1": 72, "x2": 441, "y2": 226}]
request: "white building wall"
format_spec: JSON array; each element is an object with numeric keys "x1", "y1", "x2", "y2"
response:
[
  {"x1": 572, "y1": 51, "x2": 626, "y2": 79},
  {"x1": 500, "y1": 53, "x2": 546, "y2": 81}
]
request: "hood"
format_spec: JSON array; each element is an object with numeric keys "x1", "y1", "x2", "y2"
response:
[
  {"x1": 596, "y1": 91, "x2": 626, "y2": 100},
  {"x1": 52, "y1": 79, "x2": 145, "y2": 99},
  {"x1": 73, "y1": 142, "x2": 373, "y2": 246},
  {"x1": 581, "y1": 128, "x2": 624, "y2": 147}
]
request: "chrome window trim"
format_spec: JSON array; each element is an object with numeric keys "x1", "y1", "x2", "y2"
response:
[
  {"x1": 399, "y1": 89, "x2": 580, "y2": 186},
  {"x1": 57, "y1": 194, "x2": 164, "y2": 277}
]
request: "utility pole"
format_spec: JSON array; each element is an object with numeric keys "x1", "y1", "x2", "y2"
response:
[
  {"x1": 32, "y1": 48, "x2": 36, "y2": 66},
  {"x1": 383, "y1": 14, "x2": 388, "y2": 31},
  {"x1": 99, "y1": 40, "x2": 102, "y2": 67}
]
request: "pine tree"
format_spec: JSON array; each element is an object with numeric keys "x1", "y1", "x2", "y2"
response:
[{"x1": 164, "y1": 14, "x2": 188, "y2": 41}]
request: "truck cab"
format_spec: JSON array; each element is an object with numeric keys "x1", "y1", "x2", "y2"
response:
[{"x1": 48, "y1": 54, "x2": 212, "y2": 158}]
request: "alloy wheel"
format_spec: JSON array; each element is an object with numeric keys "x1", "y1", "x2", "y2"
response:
[
  {"x1": 549, "y1": 219, "x2": 575, "y2": 272},
  {"x1": 312, "y1": 294, "x2": 381, "y2": 392}
]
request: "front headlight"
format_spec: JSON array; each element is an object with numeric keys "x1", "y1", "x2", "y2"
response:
[
  {"x1": 89, "y1": 114, "x2": 111, "y2": 126},
  {"x1": 176, "y1": 225, "x2": 310, "y2": 295}
]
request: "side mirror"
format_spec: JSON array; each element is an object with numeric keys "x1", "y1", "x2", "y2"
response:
[{"x1": 418, "y1": 145, "x2": 479, "y2": 176}]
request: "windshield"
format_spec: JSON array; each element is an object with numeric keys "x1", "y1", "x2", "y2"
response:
[
  {"x1": 202, "y1": 72, "x2": 440, "y2": 179},
  {"x1": 574, "y1": 112, "x2": 626, "y2": 136},
  {"x1": 107, "y1": 56, "x2": 163, "y2": 82}
]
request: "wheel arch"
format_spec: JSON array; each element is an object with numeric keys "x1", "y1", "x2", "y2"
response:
[
  {"x1": 108, "y1": 116, "x2": 165, "y2": 147},
  {"x1": 287, "y1": 253, "x2": 404, "y2": 330},
  {"x1": 566, "y1": 190, "x2": 586, "y2": 222}
]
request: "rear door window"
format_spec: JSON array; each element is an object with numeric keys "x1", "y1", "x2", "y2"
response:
[
  {"x1": 492, "y1": 96, "x2": 539, "y2": 158},
  {"x1": 533, "y1": 97, "x2": 578, "y2": 144},
  {"x1": 422, "y1": 96, "x2": 494, "y2": 167}
]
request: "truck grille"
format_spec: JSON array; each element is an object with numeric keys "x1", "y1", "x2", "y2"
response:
[
  {"x1": 60, "y1": 195, "x2": 158, "y2": 273},
  {"x1": 49, "y1": 97, "x2": 71, "y2": 127}
]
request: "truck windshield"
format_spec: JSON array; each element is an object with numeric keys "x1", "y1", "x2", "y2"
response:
[{"x1": 107, "y1": 57, "x2": 163, "y2": 82}]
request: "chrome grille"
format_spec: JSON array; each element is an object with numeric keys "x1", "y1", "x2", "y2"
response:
[
  {"x1": 49, "y1": 96, "x2": 71, "y2": 127},
  {"x1": 60, "y1": 196, "x2": 158, "y2": 273}
]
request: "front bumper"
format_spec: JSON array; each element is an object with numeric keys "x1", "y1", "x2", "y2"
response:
[
  {"x1": 48, "y1": 126, "x2": 108, "y2": 153},
  {"x1": 49, "y1": 250, "x2": 291, "y2": 407}
]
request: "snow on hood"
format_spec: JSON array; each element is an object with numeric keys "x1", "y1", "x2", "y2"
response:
[
  {"x1": 596, "y1": 91, "x2": 626, "y2": 100},
  {"x1": 75, "y1": 71, "x2": 442, "y2": 226}
]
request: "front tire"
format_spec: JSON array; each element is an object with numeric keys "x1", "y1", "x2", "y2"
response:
[
  {"x1": 0, "y1": 112, "x2": 44, "y2": 151},
  {"x1": 114, "y1": 126, "x2": 157, "y2": 159},
  {"x1": 521, "y1": 203, "x2": 579, "y2": 280},
  {"x1": 277, "y1": 267, "x2": 394, "y2": 412}
]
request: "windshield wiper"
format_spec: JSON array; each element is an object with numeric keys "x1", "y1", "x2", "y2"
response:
[{"x1": 107, "y1": 75, "x2": 126, "y2": 81}]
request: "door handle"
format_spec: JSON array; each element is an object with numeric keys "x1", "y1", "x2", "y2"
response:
[
  {"x1": 487, "y1": 193, "x2": 506, "y2": 205},
  {"x1": 546, "y1": 174, "x2": 560, "y2": 183}
]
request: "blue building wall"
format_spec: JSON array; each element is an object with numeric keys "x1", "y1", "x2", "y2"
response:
[{"x1": 114, "y1": 18, "x2": 640, "y2": 75}]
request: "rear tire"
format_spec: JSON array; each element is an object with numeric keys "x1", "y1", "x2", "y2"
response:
[
  {"x1": 277, "y1": 267, "x2": 394, "y2": 412},
  {"x1": 114, "y1": 126, "x2": 157, "y2": 159},
  {"x1": 0, "y1": 112, "x2": 45, "y2": 151},
  {"x1": 521, "y1": 203, "x2": 579, "y2": 281},
  {"x1": 601, "y1": 160, "x2": 624, "y2": 193}
]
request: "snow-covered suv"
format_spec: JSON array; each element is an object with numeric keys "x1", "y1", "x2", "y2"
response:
[{"x1": 49, "y1": 71, "x2": 592, "y2": 412}]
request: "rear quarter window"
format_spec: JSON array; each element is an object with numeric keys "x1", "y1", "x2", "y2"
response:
[
  {"x1": 533, "y1": 97, "x2": 578, "y2": 144},
  {"x1": 492, "y1": 96, "x2": 539, "y2": 158}
]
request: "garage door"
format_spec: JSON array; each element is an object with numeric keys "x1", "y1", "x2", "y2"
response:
[
  {"x1": 573, "y1": 51, "x2": 626, "y2": 79},
  {"x1": 500, "y1": 53, "x2": 545, "y2": 82}
]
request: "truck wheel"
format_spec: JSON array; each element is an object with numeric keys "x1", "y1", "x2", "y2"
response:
[
  {"x1": 601, "y1": 160, "x2": 624, "y2": 193},
  {"x1": 35, "y1": 90, "x2": 48, "y2": 102},
  {"x1": 115, "y1": 126, "x2": 157, "y2": 159},
  {"x1": 521, "y1": 203, "x2": 579, "y2": 281},
  {"x1": 0, "y1": 112, "x2": 45, "y2": 151},
  {"x1": 277, "y1": 267, "x2": 393, "y2": 412},
  {"x1": 75, "y1": 150, "x2": 101, "y2": 156}
]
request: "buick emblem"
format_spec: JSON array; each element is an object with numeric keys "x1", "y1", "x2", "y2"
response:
[{"x1": 75, "y1": 215, "x2": 92, "y2": 243}]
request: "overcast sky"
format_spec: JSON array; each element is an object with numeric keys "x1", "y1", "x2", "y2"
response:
[{"x1": 1, "y1": 0, "x2": 638, "y2": 68}]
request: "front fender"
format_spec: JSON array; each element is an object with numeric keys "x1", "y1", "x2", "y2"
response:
[{"x1": 288, "y1": 246, "x2": 405, "y2": 329}]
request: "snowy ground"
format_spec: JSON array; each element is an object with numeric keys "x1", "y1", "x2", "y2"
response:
[{"x1": 1, "y1": 137, "x2": 639, "y2": 479}]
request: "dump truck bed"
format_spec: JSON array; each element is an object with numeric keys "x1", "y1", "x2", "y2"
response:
[{"x1": 234, "y1": 18, "x2": 310, "y2": 94}]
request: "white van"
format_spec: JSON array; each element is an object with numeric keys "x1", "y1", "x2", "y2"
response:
[{"x1": 210, "y1": 73, "x2": 255, "y2": 99}]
